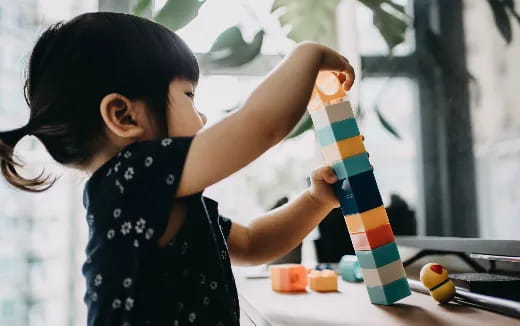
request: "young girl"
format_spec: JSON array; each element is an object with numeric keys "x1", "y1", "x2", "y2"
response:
[{"x1": 0, "y1": 12, "x2": 354, "y2": 326}]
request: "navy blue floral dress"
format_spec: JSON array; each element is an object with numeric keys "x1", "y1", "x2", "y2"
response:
[{"x1": 82, "y1": 137, "x2": 239, "y2": 326}]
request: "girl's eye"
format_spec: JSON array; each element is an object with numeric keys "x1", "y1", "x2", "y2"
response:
[{"x1": 185, "y1": 92, "x2": 195, "y2": 99}]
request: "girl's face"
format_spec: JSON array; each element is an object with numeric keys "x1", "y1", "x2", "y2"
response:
[{"x1": 165, "y1": 79, "x2": 206, "y2": 137}]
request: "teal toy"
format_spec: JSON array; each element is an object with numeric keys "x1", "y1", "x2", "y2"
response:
[{"x1": 338, "y1": 255, "x2": 363, "y2": 282}]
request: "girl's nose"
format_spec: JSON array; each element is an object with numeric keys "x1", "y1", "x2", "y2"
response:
[{"x1": 198, "y1": 111, "x2": 207, "y2": 125}]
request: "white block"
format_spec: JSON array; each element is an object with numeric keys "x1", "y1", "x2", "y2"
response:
[{"x1": 361, "y1": 260, "x2": 407, "y2": 287}]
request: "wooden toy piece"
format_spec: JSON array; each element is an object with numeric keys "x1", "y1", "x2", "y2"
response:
[
  {"x1": 316, "y1": 118, "x2": 360, "y2": 147},
  {"x1": 345, "y1": 206, "x2": 389, "y2": 234},
  {"x1": 355, "y1": 242, "x2": 401, "y2": 269},
  {"x1": 309, "y1": 100, "x2": 355, "y2": 130},
  {"x1": 308, "y1": 72, "x2": 347, "y2": 112},
  {"x1": 269, "y1": 264, "x2": 308, "y2": 292},
  {"x1": 361, "y1": 260, "x2": 407, "y2": 287},
  {"x1": 321, "y1": 135, "x2": 366, "y2": 164},
  {"x1": 332, "y1": 171, "x2": 384, "y2": 216},
  {"x1": 420, "y1": 263, "x2": 456, "y2": 303},
  {"x1": 338, "y1": 255, "x2": 363, "y2": 282},
  {"x1": 366, "y1": 277, "x2": 411, "y2": 305},
  {"x1": 315, "y1": 263, "x2": 334, "y2": 271},
  {"x1": 350, "y1": 224, "x2": 395, "y2": 251},
  {"x1": 332, "y1": 152, "x2": 372, "y2": 180},
  {"x1": 309, "y1": 269, "x2": 338, "y2": 292}
]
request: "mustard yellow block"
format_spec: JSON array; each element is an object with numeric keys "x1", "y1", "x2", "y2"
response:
[
  {"x1": 309, "y1": 270, "x2": 338, "y2": 292},
  {"x1": 345, "y1": 206, "x2": 390, "y2": 234},
  {"x1": 420, "y1": 263, "x2": 456, "y2": 303},
  {"x1": 321, "y1": 135, "x2": 366, "y2": 164},
  {"x1": 270, "y1": 264, "x2": 308, "y2": 292}
]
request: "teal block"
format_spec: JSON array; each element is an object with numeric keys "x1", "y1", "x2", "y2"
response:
[
  {"x1": 316, "y1": 118, "x2": 360, "y2": 147},
  {"x1": 355, "y1": 242, "x2": 401, "y2": 269},
  {"x1": 332, "y1": 153, "x2": 372, "y2": 180},
  {"x1": 366, "y1": 277, "x2": 411, "y2": 305}
]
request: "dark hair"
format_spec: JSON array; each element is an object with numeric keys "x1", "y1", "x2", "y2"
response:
[{"x1": 0, "y1": 12, "x2": 199, "y2": 192}]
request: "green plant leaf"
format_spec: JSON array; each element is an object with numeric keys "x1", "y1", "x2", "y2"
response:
[
  {"x1": 375, "y1": 106, "x2": 400, "y2": 139},
  {"x1": 503, "y1": 0, "x2": 520, "y2": 24},
  {"x1": 201, "y1": 26, "x2": 265, "y2": 68},
  {"x1": 286, "y1": 113, "x2": 314, "y2": 139},
  {"x1": 133, "y1": 0, "x2": 152, "y2": 16},
  {"x1": 360, "y1": 0, "x2": 407, "y2": 50},
  {"x1": 488, "y1": 0, "x2": 513, "y2": 43},
  {"x1": 154, "y1": 0, "x2": 206, "y2": 31},
  {"x1": 271, "y1": 0, "x2": 340, "y2": 42}
]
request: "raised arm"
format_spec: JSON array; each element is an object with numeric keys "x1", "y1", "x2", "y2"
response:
[{"x1": 176, "y1": 42, "x2": 354, "y2": 197}]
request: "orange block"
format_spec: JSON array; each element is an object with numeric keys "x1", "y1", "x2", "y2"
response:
[
  {"x1": 309, "y1": 270, "x2": 338, "y2": 292},
  {"x1": 350, "y1": 224, "x2": 395, "y2": 251},
  {"x1": 345, "y1": 206, "x2": 390, "y2": 234},
  {"x1": 270, "y1": 264, "x2": 308, "y2": 292},
  {"x1": 321, "y1": 135, "x2": 366, "y2": 164},
  {"x1": 308, "y1": 72, "x2": 347, "y2": 111}
]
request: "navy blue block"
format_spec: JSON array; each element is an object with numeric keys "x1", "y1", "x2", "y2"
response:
[
  {"x1": 333, "y1": 179, "x2": 359, "y2": 215},
  {"x1": 333, "y1": 170, "x2": 384, "y2": 215}
]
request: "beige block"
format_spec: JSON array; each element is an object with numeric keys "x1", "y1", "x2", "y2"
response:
[{"x1": 310, "y1": 101, "x2": 355, "y2": 130}]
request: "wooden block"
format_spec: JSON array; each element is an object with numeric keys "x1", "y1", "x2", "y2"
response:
[
  {"x1": 331, "y1": 152, "x2": 371, "y2": 180},
  {"x1": 269, "y1": 264, "x2": 308, "y2": 292},
  {"x1": 321, "y1": 135, "x2": 366, "y2": 164},
  {"x1": 350, "y1": 224, "x2": 394, "y2": 251},
  {"x1": 313, "y1": 72, "x2": 347, "y2": 105},
  {"x1": 309, "y1": 101, "x2": 355, "y2": 129},
  {"x1": 333, "y1": 171, "x2": 384, "y2": 216},
  {"x1": 366, "y1": 277, "x2": 411, "y2": 305},
  {"x1": 309, "y1": 270, "x2": 338, "y2": 292},
  {"x1": 345, "y1": 206, "x2": 389, "y2": 234},
  {"x1": 355, "y1": 242, "x2": 401, "y2": 269},
  {"x1": 361, "y1": 259, "x2": 407, "y2": 287},
  {"x1": 316, "y1": 118, "x2": 360, "y2": 147},
  {"x1": 333, "y1": 178, "x2": 358, "y2": 215}
]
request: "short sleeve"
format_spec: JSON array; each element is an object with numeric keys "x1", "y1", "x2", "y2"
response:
[
  {"x1": 219, "y1": 215, "x2": 233, "y2": 240},
  {"x1": 93, "y1": 137, "x2": 193, "y2": 250}
]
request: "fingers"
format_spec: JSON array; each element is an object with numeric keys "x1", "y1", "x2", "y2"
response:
[
  {"x1": 342, "y1": 65, "x2": 355, "y2": 91},
  {"x1": 361, "y1": 135, "x2": 370, "y2": 157},
  {"x1": 312, "y1": 166, "x2": 338, "y2": 184},
  {"x1": 333, "y1": 68, "x2": 355, "y2": 91}
]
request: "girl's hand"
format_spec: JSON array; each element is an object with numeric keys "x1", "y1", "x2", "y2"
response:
[
  {"x1": 296, "y1": 42, "x2": 356, "y2": 90},
  {"x1": 308, "y1": 166, "x2": 340, "y2": 210}
]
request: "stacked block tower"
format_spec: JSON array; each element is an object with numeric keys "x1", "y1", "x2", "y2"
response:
[{"x1": 308, "y1": 72, "x2": 411, "y2": 305}]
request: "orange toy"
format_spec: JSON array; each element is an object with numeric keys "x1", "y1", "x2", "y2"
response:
[
  {"x1": 309, "y1": 269, "x2": 338, "y2": 292},
  {"x1": 308, "y1": 72, "x2": 351, "y2": 111},
  {"x1": 270, "y1": 264, "x2": 308, "y2": 292}
]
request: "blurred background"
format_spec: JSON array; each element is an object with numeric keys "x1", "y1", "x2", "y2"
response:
[{"x1": 1, "y1": 0, "x2": 520, "y2": 324}]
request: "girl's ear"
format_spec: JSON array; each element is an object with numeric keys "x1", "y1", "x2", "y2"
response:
[{"x1": 99, "y1": 93, "x2": 145, "y2": 139}]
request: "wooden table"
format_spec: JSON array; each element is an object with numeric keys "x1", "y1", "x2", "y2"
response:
[{"x1": 234, "y1": 267, "x2": 520, "y2": 326}]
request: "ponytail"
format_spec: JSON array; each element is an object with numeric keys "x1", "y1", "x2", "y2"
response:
[{"x1": 0, "y1": 126, "x2": 55, "y2": 192}]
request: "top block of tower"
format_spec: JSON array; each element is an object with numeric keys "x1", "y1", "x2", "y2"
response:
[{"x1": 308, "y1": 72, "x2": 348, "y2": 111}]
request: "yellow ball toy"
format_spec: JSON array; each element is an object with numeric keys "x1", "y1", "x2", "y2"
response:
[{"x1": 420, "y1": 263, "x2": 456, "y2": 303}]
